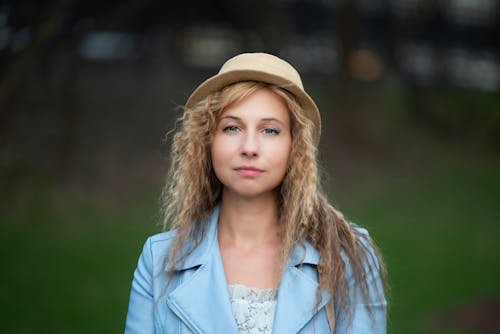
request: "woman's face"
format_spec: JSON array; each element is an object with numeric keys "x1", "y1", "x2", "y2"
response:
[{"x1": 211, "y1": 88, "x2": 292, "y2": 200}]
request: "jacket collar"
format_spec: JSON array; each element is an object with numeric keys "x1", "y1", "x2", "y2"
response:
[
  {"x1": 172, "y1": 204, "x2": 221, "y2": 271},
  {"x1": 166, "y1": 204, "x2": 331, "y2": 333},
  {"x1": 289, "y1": 238, "x2": 321, "y2": 267}
]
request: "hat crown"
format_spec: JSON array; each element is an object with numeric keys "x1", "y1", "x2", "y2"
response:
[{"x1": 218, "y1": 53, "x2": 304, "y2": 89}]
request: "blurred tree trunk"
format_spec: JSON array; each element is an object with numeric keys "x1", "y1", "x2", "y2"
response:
[
  {"x1": 57, "y1": 45, "x2": 80, "y2": 182},
  {"x1": 0, "y1": 3, "x2": 65, "y2": 151},
  {"x1": 260, "y1": 0, "x2": 288, "y2": 54},
  {"x1": 336, "y1": 1, "x2": 360, "y2": 142}
]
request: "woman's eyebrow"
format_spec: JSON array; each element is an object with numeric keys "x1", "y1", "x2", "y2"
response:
[
  {"x1": 221, "y1": 115, "x2": 241, "y2": 121},
  {"x1": 221, "y1": 115, "x2": 285, "y2": 125},
  {"x1": 261, "y1": 117, "x2": 285, "y2": 125}
]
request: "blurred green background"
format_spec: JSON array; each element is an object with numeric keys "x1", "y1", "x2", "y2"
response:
[{"x1": 1, "y1": 1, "x2": 499, "y2": 333}]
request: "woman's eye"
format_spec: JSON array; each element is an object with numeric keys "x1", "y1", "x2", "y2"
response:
[
  {"x1": 263, "y1": 128, "x2": 281, "y2": 135},
  {"x1": 222, "y1": 125, "x2": 239, "y2": 132}
]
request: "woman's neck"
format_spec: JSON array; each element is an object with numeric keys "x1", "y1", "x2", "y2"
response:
[{"x1": 218, "y1": 191, "x2": 281, "y2": 250}]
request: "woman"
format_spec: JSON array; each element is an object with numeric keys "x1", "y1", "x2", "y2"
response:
[{"x1": 125, "y1": 53, "x2": 387, "y2": 333}]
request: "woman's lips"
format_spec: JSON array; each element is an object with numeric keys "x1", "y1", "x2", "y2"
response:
[{"x1": 235, "y1": 166, "x2": 264, "y2": 177}]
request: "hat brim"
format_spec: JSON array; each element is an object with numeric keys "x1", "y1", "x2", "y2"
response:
[{"x1": 185, "y1": 69, "x2": 321, "y2": 144}]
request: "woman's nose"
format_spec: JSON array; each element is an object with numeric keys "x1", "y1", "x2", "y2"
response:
[{"x1": 240, "y1": 133, "x2": 259, "y2": 157}]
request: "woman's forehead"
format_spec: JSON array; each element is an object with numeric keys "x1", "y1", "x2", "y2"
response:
[{"x1": 218, "y1": 88, "x2": 290, "y2": 123}]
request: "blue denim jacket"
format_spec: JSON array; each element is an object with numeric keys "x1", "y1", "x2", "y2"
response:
[{"x1": 125, "y1": 205, "x2": 386, "y2": 333}]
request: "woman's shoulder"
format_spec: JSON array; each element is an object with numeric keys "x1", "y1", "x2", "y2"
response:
[
  {"x1": 350, "y1": 224, "x2": 376, "y2": 249},
  {"x1": 143, "y1": 228, "x2": 178, "y2": 253},
  {"x1": 344, "y1": 223, "x2": 383, "y2": 273},
  {"x1": 351, "y1": 224, "x2": 370, "y2": 237},
  {"x1": 136, "y1": 229, "x2": 178, "y2": 266},
  {"x1": 148, "y1": 228, "x2": 177, "y2": 244}
]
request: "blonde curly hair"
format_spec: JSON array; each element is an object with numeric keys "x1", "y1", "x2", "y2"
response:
[{"x1": 161, "y1": 81, "x2": 387, "y2": 331}]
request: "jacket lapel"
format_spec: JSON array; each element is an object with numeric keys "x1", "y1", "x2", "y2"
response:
[
  {"x1": 166, "y1": 206, "x2": 239, "y2": 333},
  {"x1": 273, "y1": 241, "x2": 331, "y2": 333}
]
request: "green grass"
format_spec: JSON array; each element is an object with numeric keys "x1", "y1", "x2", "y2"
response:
[
  {"x1": 0, "y1": 184, "x2": 160, "y2": 333},
  {"x1": 341, "y1": 158, "x2": 500, "y2": 334},
  {"x1": 1, "y1": 155, "x2": 499, "y2": 333}
]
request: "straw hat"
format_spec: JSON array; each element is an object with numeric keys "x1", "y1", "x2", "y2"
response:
[{"x1": 185, "y1": 52, "x2": 321, "y2": 144}]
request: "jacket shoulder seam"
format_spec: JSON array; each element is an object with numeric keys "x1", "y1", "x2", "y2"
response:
[{"x1": 149, "y1": 229, "x2": 177, "y2": 245}]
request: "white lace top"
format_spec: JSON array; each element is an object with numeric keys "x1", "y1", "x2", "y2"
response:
[{"x1": 228, "y1": 284, "x2": 278, "y2": 334}]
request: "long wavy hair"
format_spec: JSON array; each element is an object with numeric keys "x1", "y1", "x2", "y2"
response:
[{"x1": 161, "y1": 81, "x2": 387, "y2": 331}]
